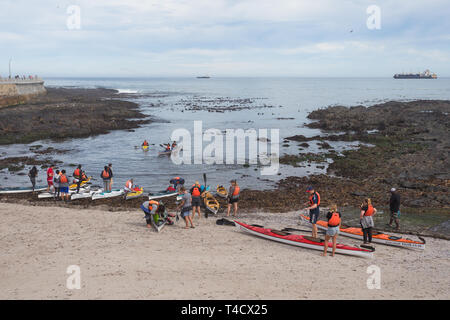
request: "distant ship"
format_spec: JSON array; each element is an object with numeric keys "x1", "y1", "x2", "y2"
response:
[
  {"x1": 393, "y1": 69, "x2": 437, "y2": 79},
  {"x1": 196, "y1": 76, "x2": 210, "y2": 79}
]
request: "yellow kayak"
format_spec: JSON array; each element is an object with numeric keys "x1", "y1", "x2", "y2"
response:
[
  {"x1": 69, "y1": 176, "x2": 92, "y2": 190},
  {"x1": 142, "y1": 145, "x2": 149, "y2": 151},
  {"x1": 216, "y1": 185, "x2": 228, "y2": 198},
  {"x1": 202, "y1": 191, "x2": 220, "y2": 214},
  {"x1": 125, "y1": 187, "x2": 144, "y2": 200}
]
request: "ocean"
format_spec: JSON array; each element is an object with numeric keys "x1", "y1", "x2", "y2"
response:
[{"x1": 1, "y1": 77, "x2": 450, "y2": 192}]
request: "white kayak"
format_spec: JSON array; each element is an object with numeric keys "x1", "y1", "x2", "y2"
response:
[
  {"x1": 148, "y1": 190, "x2": 178, "y2": 200},
  {"x1": 70, "y1": 189, "x2": 100, "y2": 200},
  {"x1": 0, "y1": 186, "x2": 47, "y2": 194},
  {"x1": 91, "y1": 189, "x2": 124, "y2": 200},
  {"x1": 38, "y1": 186, "x2": 90, "y2": 199}
]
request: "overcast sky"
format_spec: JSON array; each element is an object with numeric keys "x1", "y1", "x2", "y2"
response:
[{"x1": 0, "y1": 0, "x2": 449, "y2": 77}]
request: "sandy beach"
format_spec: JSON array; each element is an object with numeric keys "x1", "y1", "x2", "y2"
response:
[{"x1": 1, "y1": 202, "x2": 448, "y2": 300}]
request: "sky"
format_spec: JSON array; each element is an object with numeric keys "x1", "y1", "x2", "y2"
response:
[{"x1": 0, "y1": 0, "x2": 449, "y2": 77}]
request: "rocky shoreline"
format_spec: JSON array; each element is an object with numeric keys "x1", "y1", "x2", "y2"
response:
[{"x1": 0, "y1": 87, "x2": 151, "y2": 145}]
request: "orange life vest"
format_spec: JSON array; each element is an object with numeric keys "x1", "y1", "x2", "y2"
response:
[
  {"x1": 143, "y1": 141, "x2": 149, "y2": 146},
  {"x1": 191, "y1": 184, "x2": 201, "y2": 197},
  {"x1": 328, "y1": 211, "x2": 341, "y2": 227},
  {"x1": 59, "y1": 174, "x2": 68, "y2": 184},
  {"x1": 149, "y1": 200, "x2": 159, "y2": 211},
  {"x1": 309, "y1": 192, "x2": 320, "y2": 206},
  {"x1": 125, "y1": 180, "x2": 133, "y2": 189},
  {"x1": 73, "y1": 168, "x2": 81, "y2": 178},
  {"x1": 101, "y1": 170, "x2": 110, "y2": 179},
  {"x1": 81, "y1": 173, "x2": 87, "y2": 180},
  {"x1": 232, "y1": 185, "x2": 240, "y2": 196},
  {"x1": 364, "y1": 205, "x2": 375, "y2": 216}
]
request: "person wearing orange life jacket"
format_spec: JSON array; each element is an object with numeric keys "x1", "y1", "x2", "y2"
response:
[
  {"x1": 304, "y1": 186, "x2": 321, "y2": 238},
  {"x1": 73, "y1": 164, "x2": 85, "y2": 193},
  {"x1": 124, "y1": 178, "x2": 134, "y2": 193},
  {"x1": 165, "y1": 143, "x2": 171, "y2": 151},
  {"x1": 226, "y1": 179, "x2": 240, "y2": 217},
  {"x1": 142, "y1": 140, "x2": 149, "y2": 147},
  {"x1": 322, "y1": 204, "x2": 341, "y2": 257},
  {"x1": 190, "y1": 181, "x2": 202, "y2": 220},
  {"x1": 100, "y1": 166, "x2": 111, "y2": 192},
  {"x1": 360, "y1": 198, "x2": 377, "y2": 244},
  {"x1": 140, "y1": 200, "x2": 167, "y2": 228},
  {"x1": 59, "y1": 169, "x2": 70, "y2": 202}
]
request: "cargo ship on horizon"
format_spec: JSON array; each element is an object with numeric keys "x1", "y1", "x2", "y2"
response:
[{"x1": 394, "y1": 69, "x2": 437, "y2": 79}]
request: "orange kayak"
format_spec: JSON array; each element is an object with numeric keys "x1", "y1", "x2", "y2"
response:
[{"x1": 299, "y1": 214, "x2": 425, "y2": 250}]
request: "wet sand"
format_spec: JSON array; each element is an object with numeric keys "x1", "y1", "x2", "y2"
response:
[{"x1": 1, "y1": 202, "x2": 449, "y2": 299}]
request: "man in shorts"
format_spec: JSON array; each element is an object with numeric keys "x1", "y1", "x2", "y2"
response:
[
  {"x1": 177, "y1": 187, "x2": 194, "y2": 229},
  {"x1": 190, "y1": 181, "x2": 202, "y2": 221},
  {"x1": 388, "y1": 188, "x2": 401, "y2": 230},
  {"x1": 304, "y1": 186, "x2": 320, "y2": 238}
]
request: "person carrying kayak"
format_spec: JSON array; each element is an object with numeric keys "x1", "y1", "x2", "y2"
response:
[
  {"x1": 322, "y1": 204, "x2": 341, "y2": 257},
  {"x1": 124, "y1": 178, "x2": 134, "y2": 194},
  {"x1": 72, "y1": 165, "x2": 85, "y2": 193},
  {"x1": 140, "y1": 200, "x2": 168, "y2": 229},
  {"x1": 304, "y1": 186, "x2": 320, "y2": 238},
  {"x1": 388, "y1": 188, "x2": 400, "y2": 230},
  {"x1": 28, "y1": 166, "x2": 38, "y2": 192},
  {"x1": 46, "y1": 165, "x2": 54, "y2": 192},
  {"x1": 360, "y1": 198, "x2": 377, "y2": 244},
  {"x1": 177, "y1": 186, "x2": 194, "y2": 229},
  {"x1": 59, "y1": 169, "x2": 70, "y2": 202},
  {"x1": 100, "y1": 166, "x2": 111, "y2": 192},
  {"x1": 190, "y1": 181, "x2": 202, "y2": 221},
  {"x1": 226, "y1": 179, "x2": 240, "y2": 217},
  {"x1": 54, "y1": 169, "x2": 61, "y2": 199},
  {"x1": 170, "y1": 176, "x2": 185, "y2": 191}
]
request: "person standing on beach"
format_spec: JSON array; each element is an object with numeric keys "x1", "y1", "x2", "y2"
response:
[
  {"x1": 54, "y1": 170, "x2": 61, "y2": 199},
  {"x1": 304, "y1": 186, "x2": 320, "y2": 238},
  {"x1": 360, "y1": 198, "x2": 377, "y2": 244},
  {"x1": 388, "y1": 188, "x2": 401, "y2": 230},
  {"x1": 190, "y1": 181, "x2": 202, "y2": 221},
  {"x1": 322, "y1": 204, "x2": 341, "y2": 257},
  {"x1": 59, "y1": 170, "x2": 70, "y2": 201},
  {"x1": 46, "y1": 165, "x2": 54, "y2": 192},
  {"x1": 177, "y1": 187, "x2": 194, "y2": 229},
  {"x1": 226, "y1": 180, "x2": 240, "y2": 217},
  {"x1": 72, "y1": 165, "x2": 84, "y2": 193},
  {"x1": 100, "y1": 166, "x2": 111, "y2": 192},
  {"x1": 28, "y1": 166, "x2": 38, "y2": 192},
  {"x1": 107, "y1": 163, "x2": 114, "y2": 191}
]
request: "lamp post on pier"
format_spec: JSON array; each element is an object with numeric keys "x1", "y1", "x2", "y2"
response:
[{"x1": 9, "y1": 58, "x2": 12, "y2": 79}]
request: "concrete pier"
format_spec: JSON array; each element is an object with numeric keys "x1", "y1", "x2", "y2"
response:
[{"x1": 0, "y1": 78, "x2": 46, "y2": 107}]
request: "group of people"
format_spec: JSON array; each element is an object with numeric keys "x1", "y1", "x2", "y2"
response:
[
  {"x1": 164, "y1": 141, "x2": 177, "y2": 151},
  {"x1": 304, "y1": 186, "x2": 402, "y2": 257}
]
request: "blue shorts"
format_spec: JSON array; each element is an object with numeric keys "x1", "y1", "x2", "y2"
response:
[
  {"x1": 181, "y1": 210, "x2": 191, "y2": 218},
  {"x1": 60, "y1": 187, "x2": 69, "y2": 194},
  {"x1": 326, "y1": 226, "x2": 340, "y2": 237},
  {"x1": 309, "y1": 211, "x2": 319, "y2": 224}
]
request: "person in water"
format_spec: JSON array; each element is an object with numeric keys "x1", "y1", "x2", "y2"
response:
[
  {"x1": 28, "y1": 166, "x2": 38, "y2": 192},
  {"x1": 304, "y1": 186, "x2": 320, "y2": 238},
  {"x1": 190, "y1": 181, "x2": 202, "y2": 221},
  {"x1": 226, "y1": 180, "x2": 240, "y2": 217},
  {"x1": 388, "y1": 188, "x2": 401, "y2": 230},
  {"x1": 171, "y1": 141, "x2": 177, "y2": 149},
  {"x1": 165, "y1": 143, "x2": 171, "y2": 151},
  {"x1": 177, "y1": 187, "x2": 194, "y2": 229},
  {"x1": 322, "y1": 204, "x2": 341, "y2": 257},
  {"x1": 360, "y1": 198, "x2": 377, "y2": 244},
  {"x1": 142, "y1": 140, "x2": 149, "y2": 147}
]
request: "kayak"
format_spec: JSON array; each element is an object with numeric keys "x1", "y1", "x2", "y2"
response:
[
  {"x1": 202, "y1": 191, "x2": 220, "y2": 215},
  {"x1": 38, "y1": 186, "x2": 90, "y2": 199},
  {"x1": 150, "y1": 213, "x2": 167, "y2": 232},
  {"x1": 148, "y1": 190, "x2": 178, "y2": 200},
  {"x1": 142, "y1": 145, "x2": 149, "y2": 151},
  {"x1": 216, "y1": 185, "x2": 228, "y2": 198},
  {"x1": 69, "y1": 176, "x2": 92, "y2": 190},
  {"x1": 125, "y1": 187, "x2": 144, "y2": 200},
  {"x1": 299, "y1": 214, "x2": 425, "y2": 250},
  {"x1": 158, "y1": 149, "x2": 171, "y2": 156},
  {"x1": 91, "y1": 189, "x2": 124, "y2": 200},
  {"x1": 235, "y1": 221, "x2": 374, "y2": 258},
  {"x1": 0, "y1": 185, "x2": 47, "y2": 194},
  {"x1": 70, "y1": 189, "x2": 99, "y2": 200}
]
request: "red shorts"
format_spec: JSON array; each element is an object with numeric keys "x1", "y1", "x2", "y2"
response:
[{"x1": 47, "y1": 180, "x2": 53, "y2": 186}]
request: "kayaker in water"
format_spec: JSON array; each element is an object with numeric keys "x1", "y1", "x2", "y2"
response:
[
  {"x1": 360, "y1": 198, "x2": 377, "y2": 244},
  {"x1": 107, "y1": 163, "x2": 114, "y2": 191},
  {"x1": 190, "y1": 181, "x2": 202, "y2": 221},
  {"x1": 59, "y1": 169, "x2": 70, "y2": 202},
  {"x1": 304, "y1": 186, "x2": 320, "y2": 238},
  {"x1": 226, "y1": 180, "x2": 240, "y2": 217},
  {"x1": 100, "y1": 166, "x2": 111, "y2": 192},
  {"x1": 322, "y1": 204, "x2": 341, "y2": 257},
  {"x1": 72, "y1": 165, "x2": 84, "y2": 193},
  {"x1": 388, "y1": 188, "x2": 401, "y2": 230},
  {"x1": 165, "y1": 143, "x2": 171, "y2": 151},
  {"x1": 124, "y1": 178, "x2": 134, "y2": 194},
  {"x1": 177, "y1": 186, "x2": 194, "y2": 229},
  {"x1": 28, "y1": 166, "x2": 38, "y2": 192},
  {"x1": 54, "y1": 170, "x2": 61, "y2": 199},
  {"x1": 171, "y1": 141, "x2": 177, "y2": 149},
  {"x1": 142, "y1": 140, "x2": 149, "y2": 147},
  {"x1": 46, "y1": 165, "x2": 54, "y2": 192}
]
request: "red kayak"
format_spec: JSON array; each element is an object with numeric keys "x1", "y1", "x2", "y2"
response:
[{"x1": 234, "y1": 221, "x2": 374, "y2": 258}]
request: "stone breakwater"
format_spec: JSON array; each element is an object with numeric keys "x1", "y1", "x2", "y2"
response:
[{"x1": 0, "y1": 79, "x2": 47, "y2": 107}]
